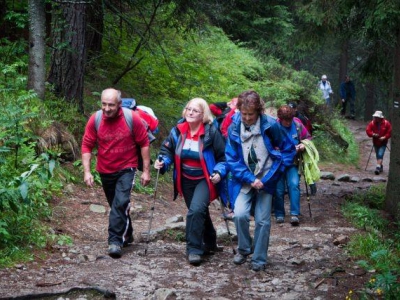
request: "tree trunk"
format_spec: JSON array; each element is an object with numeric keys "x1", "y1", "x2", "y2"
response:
[
  {"x1": 363, "y1": 81, "x2": 375, "y2": 122},
  {"x1": 385, "y1": 29, "x2": 400, "y2": 221},
  {"x1": 47, "y1": 1, "x2": 88, "y2": 112},
  {"x1": 27, "y1": 0, "x2": 46, "y2": 100},
  {"x1": 338, "y1": 39, "x2": 348, "y2": 108},
  {"x1": 86, "y1": 0, "x2": 103, "y2": 59}
]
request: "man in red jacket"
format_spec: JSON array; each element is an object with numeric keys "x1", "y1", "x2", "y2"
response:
[
  {"x1": 366, "y1": 111, "x2": 392, "y2": 175},
  {"x1": 81, "y1": 88, "x2": 151, "y2": 258}
]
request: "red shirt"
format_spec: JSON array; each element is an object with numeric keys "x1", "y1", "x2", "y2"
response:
[{"x1": 81, "y1": 108, "x2": 150, "y2": 174}]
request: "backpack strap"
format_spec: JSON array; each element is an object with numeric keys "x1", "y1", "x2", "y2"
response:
[
  {"x1": 293, "y1": 120, "x2": 301, "y2": 142},
  {"x1": 94, "y1": 107, "x2": 133, "y2": 132}
]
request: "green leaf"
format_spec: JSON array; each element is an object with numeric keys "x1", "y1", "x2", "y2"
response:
[
  {"x1": 19, "y1": 181, "x2": 28, "y2": 201},
  {"x1": 48, "y1": 159, "x2": 56, "y2": 176}
]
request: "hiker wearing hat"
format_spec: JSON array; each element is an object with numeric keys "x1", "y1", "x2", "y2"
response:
[
  {"x1": 318, "y1": 75, "x2": 333, "y2": 107},
  {"x1": 366, "y1": 111, "x2": 392, "y2": 175}
]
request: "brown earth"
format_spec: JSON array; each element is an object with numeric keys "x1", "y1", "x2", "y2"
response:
[{"x1": 0, "y1": 119, "x2": 390, "y2": 300}]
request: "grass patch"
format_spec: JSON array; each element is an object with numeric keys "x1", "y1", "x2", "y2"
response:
[
  {"x1": 343, "y1": 186, "x2": 400, "y2": 299},
  {"x1": 313, "y1": 118, "x2": 359, "y2": 166}
]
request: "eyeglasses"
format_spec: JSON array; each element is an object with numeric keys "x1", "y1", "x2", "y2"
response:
[{"x1": 185, "y1": 107, "x2": 203, "y2": 114}]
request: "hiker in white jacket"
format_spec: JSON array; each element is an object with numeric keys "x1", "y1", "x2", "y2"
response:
[{"x1": 318, "y1": 75, "x2": 333, "y2": 108}]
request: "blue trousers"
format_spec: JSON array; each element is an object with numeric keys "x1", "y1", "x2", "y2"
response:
[
  {"x1": 100, "y1": 168, "x2": 135, "y2": 246},
  {"x1": 274, "y1": 165, "x2": 301, "y2": 217},
  {"x1": 374, "y1": 144, "x2": 387, "y2": 160},
  {"x1": 234, "y1": 189, "x2": 272, "y2": 267}
]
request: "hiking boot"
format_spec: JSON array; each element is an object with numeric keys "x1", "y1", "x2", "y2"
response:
[
  {"x1": 251, "y1": 263, "x2": 266, "y2": 272},
  {"x1": 375, "y1": 167, "x2": 380, "y2": 175},
  {"x1": 204, "y1": 244, "x2": 224, "y2": 255},
  {"x1": 123, "y1": 234, "x2": 134, "y2": 247},
  {"x1": 276, "y1": 216, "x2": 285, "y2": 224},
  {"x1": 233, "y1": 253, "x2": 248, "y2": 265},
  {"x1": 188, "y1": 254, "x2": 202, "y2": 265},
  {"x1": 108, "y1": 244, "x2": 122, "y2": 259},
  {"x1": 290, "y1": 216, "x2": 300, "y2": 226}
]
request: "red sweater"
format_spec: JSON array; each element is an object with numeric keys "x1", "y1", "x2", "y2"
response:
[
  {"x1": 81, "y1": 108, "x2": 150, "y2": 174},
  {"x1": 366, "y1": 119, "x2": 392, "y2": 147}
]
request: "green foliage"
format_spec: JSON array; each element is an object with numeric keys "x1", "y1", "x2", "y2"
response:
[
  {"x1": 313, "y1": 117, "x2": 358, "y2": 165},
  {"x1": 50, "y1": 234, "x2": 73, "y2": 247},
  {"x1": 165, "y1": 229, "x2": 185, "y2": 242},
  {"x1": 342, "y1": 201, "x2": 388, "y2": 232},
  {"x1": 88, "y1": 25, "x2": 324, "y2": 135},
  {"x1": 350, "y1": 184, "x2": 386, "y2": 210},
  {"x1": 0, "y1": 89, "x2": 69, "y2": 267},
  {"x1": 348, "y1": 235, "x2": 400, "y2": 299},
  {"x1": 344, "y1": 188, "x2": 400, "y2": 299}
]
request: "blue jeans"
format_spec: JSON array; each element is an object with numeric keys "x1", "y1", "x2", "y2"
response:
[
  {"x1": 234, "y1": 189, "x2": 272, "y2": 267},
  {"x1": 100, "y1": 168, "x2": 136, "y2": 246},
  {"x1": 274, "y1": 165, "x2": 301, "y2": 217},
  {"x1": 181, "y1": 177, "x2": 216, "y2": 255},
  {"x1": 374, "y1": 145, "x2": 386, "y2": 160}
]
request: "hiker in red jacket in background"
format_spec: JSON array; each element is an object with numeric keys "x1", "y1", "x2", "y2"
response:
[
  {"x1": 366, "y1": 111, "x2": 392, "y2": 175},
  {"x1": 220, "y1": 97, "x2": 238, "y2": 138},
  {"x1": 209, "y1": 98, "x2": 238, "y2": 138}
]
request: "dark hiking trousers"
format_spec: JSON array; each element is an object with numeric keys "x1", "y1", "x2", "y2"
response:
[
  {"x1": 100, "y1": 168, "x2": 136, "y2": 246},
  {"x1": 181, "y1": 177, "x2": 217, "y2": 255}
]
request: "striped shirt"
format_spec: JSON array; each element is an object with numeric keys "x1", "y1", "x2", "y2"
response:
[{"x1": 181, "y1": 130, "x2": 204, "y2": 179}]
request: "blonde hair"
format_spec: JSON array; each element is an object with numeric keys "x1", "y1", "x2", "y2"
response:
[{"x1": 182, "y1": 98, "x2": 214, "y2": 124}]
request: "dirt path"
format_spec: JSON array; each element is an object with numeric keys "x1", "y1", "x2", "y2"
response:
[{"x1": 0, "y1": 119, "x2": 389, "y2": 300}]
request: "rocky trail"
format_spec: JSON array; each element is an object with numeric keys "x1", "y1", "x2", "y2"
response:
[{"x1": 0, "y1": 119, "x2": 389, "y2": 300}]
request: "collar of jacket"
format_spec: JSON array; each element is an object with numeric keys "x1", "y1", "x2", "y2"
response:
[
  {"x1": 230, "y1": 113, "x2": 272, "y2": 140},
  {"x1": 176, "y1": 119, "x2": 214, "y2": 148}
]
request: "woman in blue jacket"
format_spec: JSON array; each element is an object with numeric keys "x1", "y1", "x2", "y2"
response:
[
  {"x1": 154, "y1": 98, "x2": 227, "y2": 266},
  {"x1": 225, "y1": 90, "x2": 284, "y2": 272}
]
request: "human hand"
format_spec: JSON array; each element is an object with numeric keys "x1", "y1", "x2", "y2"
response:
[
  {"x1": 251, "y1": 178, "x2": 263, "y2": 190},
  {"x1": 154, "y1": 157, "x2": 164, "y2": 169},
  {"x1": 379, "y1": 136, "x2": 385, "y2": 141},
  {"x1": 84, "y1": 171, "x2": 94, "y2": 187},
  {"x1": 295, "y1": 143, "x2": 305, "y2": 152},
  {"x1": 373, "y1": 133, "x2": 379, "y2": 138},
  {"x1": 342, "y1": 99, "x2": 345, "y2": 103},
  {"x1": 140, "y1": 171, "x2": 151, "y2": 186},
  {"x1": 210, "y1": 172, "x2": 221, "y2": 184}
]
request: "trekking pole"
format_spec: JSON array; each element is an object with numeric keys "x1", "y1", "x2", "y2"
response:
[
  {"x1": 300, "y1": 153, "x2": 312, "y2": 219},
  {"x1": 365, "y1": 145, "x2": 374, "y2": 171},
  {"x1": 144, "y1": 155, "x2": 162, "y2": 256},
  {"x1": 218, "y1": 197, "x2": 236, "y2": 255}
]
